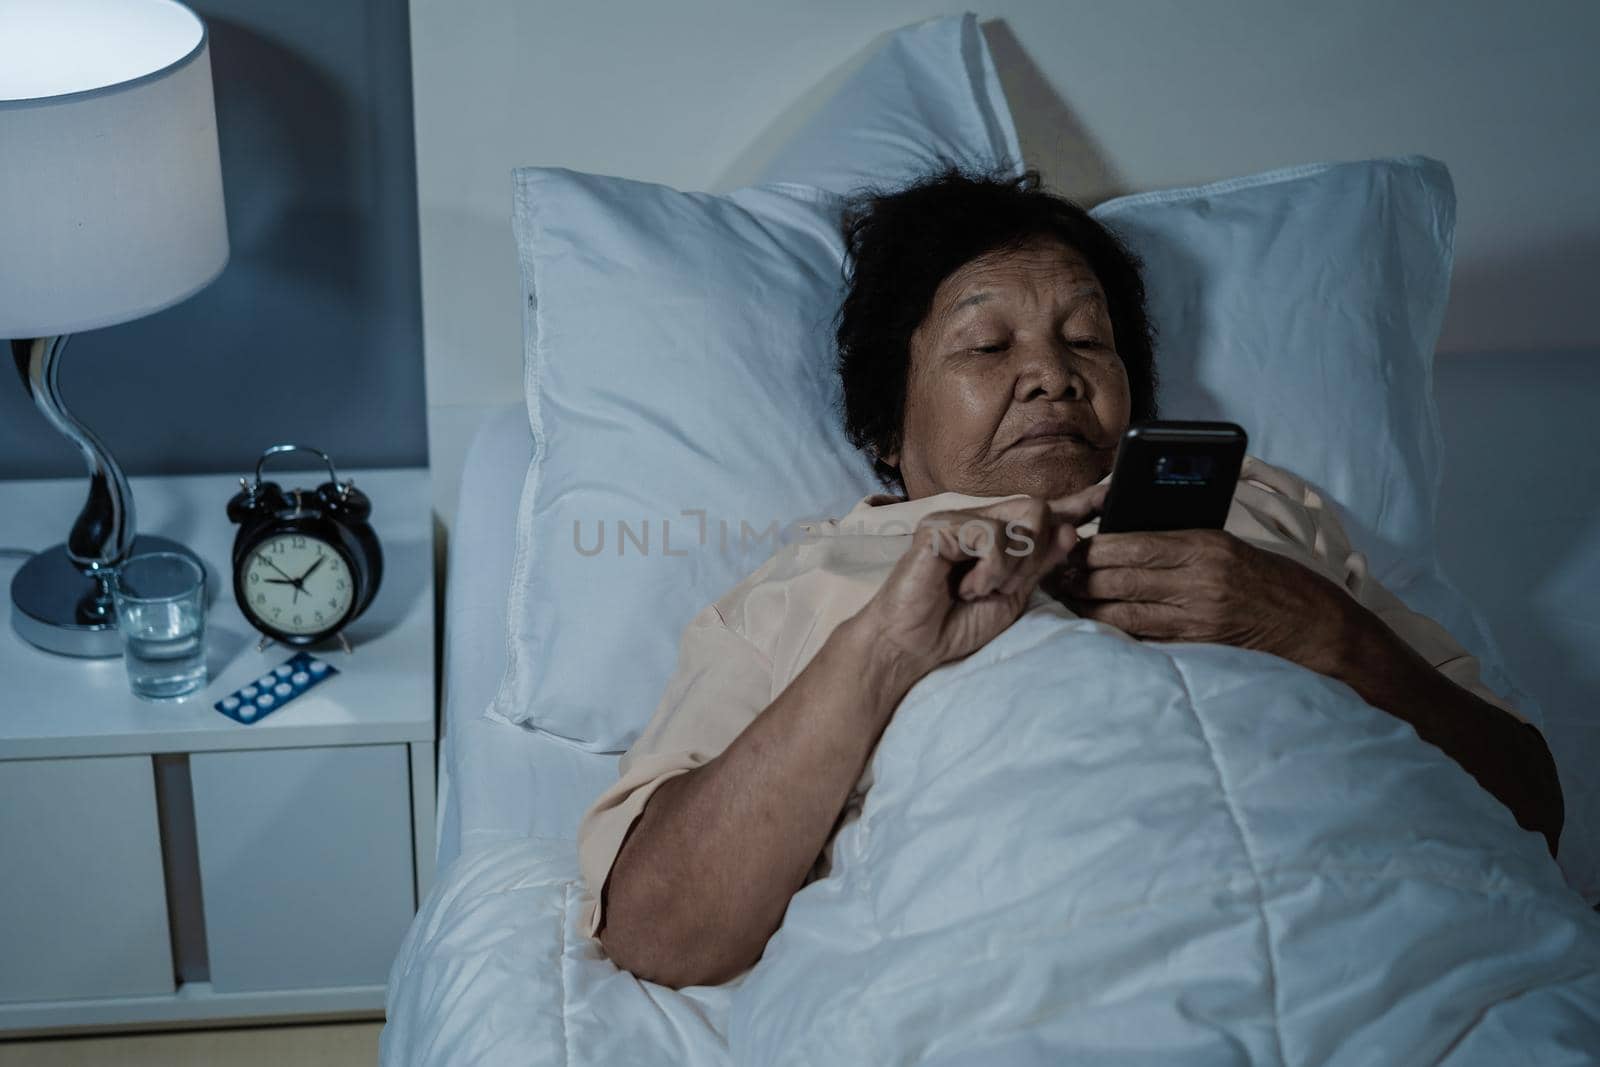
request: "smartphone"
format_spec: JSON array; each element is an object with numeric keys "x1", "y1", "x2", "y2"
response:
[{"x1": 1097, "y1": 420, "x2": 1247, "y2": 534}]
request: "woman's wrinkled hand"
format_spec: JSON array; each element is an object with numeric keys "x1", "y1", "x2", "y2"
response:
[
  {"x1": 1044, "y1": 528, "x2": 1352, "y2": 673},
  {"x1": 855, "y1": 483, "x2": 1109, "y2": 689}
]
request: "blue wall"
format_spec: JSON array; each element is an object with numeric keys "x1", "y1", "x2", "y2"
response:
[{"x1": 0, "y1": 0, "x2": 426, "y2": 481}]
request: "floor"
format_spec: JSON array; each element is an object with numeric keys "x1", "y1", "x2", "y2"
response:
[{"x1": 0, "y1": 1022, "x2": 381, "y2": 1066}]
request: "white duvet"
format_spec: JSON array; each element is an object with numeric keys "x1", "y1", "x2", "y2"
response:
[{"x1": 385, "y1": 614, "x2": 1600, "y2": 1066}]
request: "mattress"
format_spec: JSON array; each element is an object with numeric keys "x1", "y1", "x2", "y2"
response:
[{"x1": 436, "y1": 404, "x2": 617, "y2": 870}]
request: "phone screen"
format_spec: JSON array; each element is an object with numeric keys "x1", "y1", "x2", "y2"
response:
[{"x1": 1097, "y1": 421, "x2": 1247, "y2": 534}]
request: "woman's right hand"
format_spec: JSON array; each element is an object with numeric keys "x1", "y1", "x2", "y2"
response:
[{"x1": 854, "y1": 483, "x2": 1109, "y2": 688}]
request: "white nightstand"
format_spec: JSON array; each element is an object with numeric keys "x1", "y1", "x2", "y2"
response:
[{"x1": 0, "y1": 467, "x2": 436, "y2": 1036}]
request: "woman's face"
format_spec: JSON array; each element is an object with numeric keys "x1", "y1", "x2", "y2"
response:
[{"x1": 889, "y1": 240, "x2": 1132, "y2": 500}]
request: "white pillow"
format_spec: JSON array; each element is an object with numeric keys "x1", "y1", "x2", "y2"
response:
[
  {"x1": 489, "y1": 10, "x2": 1529, "y2": 748},
  {"x1": 488, "y1": 14, "x2": 1020, "y2": 751},
  {"x1": 1090, "y1": 157, "x2": 1535, "y2": 720},
  {"x1": 491, "y1": 148, "x2": 1534, "y2": 752},
  {"x1": 753, "y1": 13, "x2": 1018, "y2": 192}
]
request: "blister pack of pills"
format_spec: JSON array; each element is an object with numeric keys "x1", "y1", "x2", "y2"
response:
[{"x1": 213, "y1": 651, "x2": 339, "y2": 724}]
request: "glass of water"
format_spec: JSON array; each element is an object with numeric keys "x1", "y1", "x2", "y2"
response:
[{"x1": 112, "y1": 552, "x2": 208, "y2": 700}]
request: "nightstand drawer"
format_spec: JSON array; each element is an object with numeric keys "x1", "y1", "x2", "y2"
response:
[
  {"x1": 0, "y1": 756, "x2": 174, "y2": 1002},
  {"x1": 190, "y1": 744, "x2": 415, "y2": 993}
]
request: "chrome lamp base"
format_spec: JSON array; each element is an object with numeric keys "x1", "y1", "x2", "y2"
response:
[
  {"x1": 11, "y1": 535, "x2": 201, "y2": 658},
  {"x1": 9, "y1": 334, "x2": 200, "y2": 658}
]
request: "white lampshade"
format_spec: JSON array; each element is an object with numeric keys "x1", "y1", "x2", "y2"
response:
[{"x1": 0, "y1": 0, "x2": 229, "y2": 338}]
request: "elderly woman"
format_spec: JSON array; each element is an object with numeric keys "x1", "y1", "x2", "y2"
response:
[{"x1": 579, "y1": 170, "x2": 1564, "y2": 990}]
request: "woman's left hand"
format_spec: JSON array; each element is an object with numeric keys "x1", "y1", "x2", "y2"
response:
[{"x1": 1045, "y1": 529, "x2": 1353, "y2": 674}]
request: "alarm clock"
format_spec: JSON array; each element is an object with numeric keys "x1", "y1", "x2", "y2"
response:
[{"x1": 225, "y1": 444, "x2": 383, "y2": 647}]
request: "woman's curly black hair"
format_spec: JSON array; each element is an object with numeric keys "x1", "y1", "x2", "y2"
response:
[{"x1": 835, "y1": 167, "x2": 1159, "y2": 491}]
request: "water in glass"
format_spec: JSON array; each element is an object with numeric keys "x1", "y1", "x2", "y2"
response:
[
  {"x1": 113, "y1": 552, "x2": 207, "y2": 700},
  {"x1": 120, "y1": 599, "x2": 207, "y2": 698}
]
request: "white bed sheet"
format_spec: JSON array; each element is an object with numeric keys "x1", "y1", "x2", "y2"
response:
[
  {"x1": 436, "y1": 403, "x2": 617, "y2": 870},
  {"x1": 386, "y1": 836, "x2": 733, "y2": 1067}
]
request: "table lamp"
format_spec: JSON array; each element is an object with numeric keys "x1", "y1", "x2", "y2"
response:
[{"x1": 0, "y1": 0, "x2": 228, "y2": 657}]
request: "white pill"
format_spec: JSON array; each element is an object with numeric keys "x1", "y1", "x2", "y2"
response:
[
  {"x1": 257, "y1": 674, "x2": 275, "y2": 689},
  {"x1": 309, "y1": 660, "x2": 329, "y2": 674},
  {"x1": 275, "y1": 665, "x2": 293, "y2": 678},
  {"x1": 222, "y1": 695, "x2": 240, "y2": 710},
  {"x1": 241, "y1": 685, "x2": 258, "y2": 699},
  {"x1": 257, "y1": 693, "x2": 274, "y2": 707},
  {"x1": 274, "y1": 682, "x2": 292, "y2": 697},
  {"x1": 240, "y1": 704, "x2": 257, "y2": 720},
  {"x1": 291, "y1": 671, "x2": 309, "y2": 685}
]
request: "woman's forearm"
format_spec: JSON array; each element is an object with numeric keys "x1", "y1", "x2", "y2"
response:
[
  {"x1": 600, "y1": 614, "x2": 922, "y2": 988},
  {"x1": 1319, "y1": 599, "x2": 1564, "y2": 857}
]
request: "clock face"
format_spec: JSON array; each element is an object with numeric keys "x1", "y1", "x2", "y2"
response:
[{"x1": 241, "y1": 533, "x2": 355, "y2": 636}]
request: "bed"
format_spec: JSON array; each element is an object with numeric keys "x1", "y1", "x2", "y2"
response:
[
  {"x1": 385, "y1": 15, "x2": 1600, "y2": 1065},
  {"x1": 429, "y1": 403, "x2": 616, "y2": 866},
  {"x1": 387, "y1": 403, "x2": 735, "y2": 1064},
  {"x1": 389, "y1": 400, "x2": 1600, "y2": 1066}
]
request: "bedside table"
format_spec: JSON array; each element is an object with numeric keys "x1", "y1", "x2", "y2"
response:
[{"x1": 0, "y1": 467, "x2": 436, "y2": 1036}]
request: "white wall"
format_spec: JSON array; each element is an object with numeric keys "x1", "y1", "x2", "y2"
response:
[{"x1": 409, "y1": 0, "x2": 1600, "y2": 527}]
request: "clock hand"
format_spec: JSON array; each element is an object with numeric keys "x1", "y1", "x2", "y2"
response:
[
  {"x1": 285, "y1": 555, "x2": 328, "y2": 603},
  {"x1": 263, "y1": 575, "x2": 304, "y2": 602},
  {"x1": 260, "y1": 557, "x2": 309, "y2": 603},
  {"x1": 262, "y1": 558, "x2": 298, "y2": 583}
]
